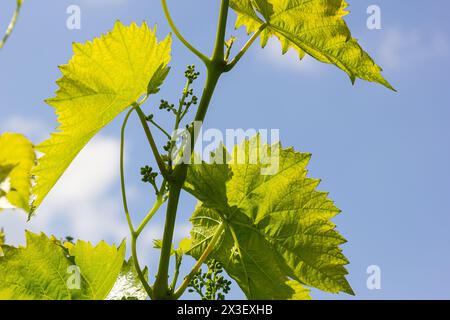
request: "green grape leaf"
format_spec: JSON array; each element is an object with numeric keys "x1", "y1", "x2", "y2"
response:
[
  {"x1": 147, "y1": 63, "x2": 171, "y2": 95},
  {"x1": 184, "y1": 137, "x2": 352, "y2": 299},
  {"x1": 68, "y1": 239, "x2": 126, "y2": 300},
  {"x1": 178, "y1": 238, "x2": 193, "y2": 254},
  {"x1": 31, "y1": 21, "x2": 172, "y2": 210},
  {"x1": 229, "y1": 0, "x2": 394, "y2": 89},
  {"x1": 0, "y1": 232, "x2": 75, "y2": 300},
  {"x1": 0, "y1": 133, "x2": 35, "y2": 212},
  {"x1": 107, "y1": 258, "x2": 149, "y2": 300},
  {"x1": 287, "y1": 280, "x2": 312, "y2": 300},
  {"x1": 0, "y1": 231, "x2": 125, "y2": 300}
]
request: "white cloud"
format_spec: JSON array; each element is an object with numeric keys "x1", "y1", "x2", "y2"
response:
[
  {"x1": 379, "y1": 28, "x2": 450, "y2": 70},
  {"x1": 257, "y1": 37, "x2": 328, "y2": 75},
  {"x1": 1, "y1": 116, "x2": 50, "y2": 143}
]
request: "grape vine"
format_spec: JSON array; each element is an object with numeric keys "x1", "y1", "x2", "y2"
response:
[{"x1": 0, "y1": 0, "x2": 393, "y2": 300}]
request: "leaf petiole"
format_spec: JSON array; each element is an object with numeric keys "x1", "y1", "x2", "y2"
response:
[
  {"x1": 225, "y1": 23, "x2": 267, "y2": 72},
  {"x1": 0, "y1": 0, "x2": 23, "y2": 50},
  {"x1": 161, "y1": 0, "x2": 210, "y2": 66},
  {"x1": 121, "y1": 106, "x2": 156, "y2": 298},
  {"x1": 147, "y1": 116, "x2": 172, "y2": 140},
  {"x1": 131, "y1": 234, "x2": 154, "y2": 298},
  {"x1": 120, "y1": 108, "x2": 137, "y2": 234},
  {"x1": 173, "y1": 224, "x2": 225, "y2": 299},
  {"x1": 174, "y1": 78, "x2": 193, "y2": 131},
  {"x1": 134, "y1": 105, "x2": 171, "y2": 180},
  {"x1": 135, "y1": 186, "x2": 166, "y2": 236}
]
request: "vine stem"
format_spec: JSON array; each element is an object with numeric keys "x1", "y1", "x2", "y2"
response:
[
  {"x1": 0, "y1": 0, "x2": 23, "y2": 50},
  {"x1": 211, "y1": 0, "x2": 230, "y2": 63},
  {"x1": 131, "y1": 234, "x2": 154, "y2": 299},
  {"x1": 121, "y1": 106, "x2": 154, "y2": 298},
  {"x1": 174, "y1": 79, "x2": 192, "y2": 131},
  {"x1": 173, "y1": 224, "x2": 225, "y2": 299},
  {"x1": 135, "y1": 193, "x2": 165, "y2": 236},
  {"x1": 225, "y1": 23, "x2": 267, "y2": 72},
  {"x1": 161, "y1": 0, "x2": 210, "y2": 66},
  {"x1": 148, "y1": 118, "x2": 172, "y2": 140},
  {"x1": 169, "y1": 259, "x2": 181, "y2": 291},
  {"x1": 132, "y1": 195, "x2": 166, "y2": 300},
  {"x1": 134, "y1": 105, "x2": 171, "y2": 180},
  {"x1": 152, "y1": 0, "x2": 230, "y2": 300},
  {"x1": 121, "y1": 105, "x2": 170, "y2": 299},
  {"x1": 120, "y1": 108, "x2": 137, "y2": 234}
]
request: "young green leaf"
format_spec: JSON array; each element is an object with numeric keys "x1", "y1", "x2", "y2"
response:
[
  {"x1": 106, "y1": 258, "x2": 149, "y2": 300},
  {"x1": 229, "y1": 0, "x2": 394, "y2": 89},
  {"x1": 0, "y1": 231, "x2": 125, "y2": 300},
  {"x1": 184, "y1": 137, "x2": 352, "y2": 299},
  {"x1": 0, "y1": 232, "x2": 75, "y2": 299},
  {"x1": 32, "y1": 21, "x2": 172, "y2": 210},
  {"x1": 68, "y1": 239, "x2": 126, "y2": 300},
  {"x1": 0, "y1": 133, "x2": 35, "y2": 212},
  {"x1": 178, "y1": 238, "x2": 193, "y2": 254},
  {"x1": 287, "y1": 280, "x2": 312, "y2": 300}
]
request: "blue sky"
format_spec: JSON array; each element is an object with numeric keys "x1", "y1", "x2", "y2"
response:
[{"x1": 1, "y1": 0, "x2": 450, "y2": 300}]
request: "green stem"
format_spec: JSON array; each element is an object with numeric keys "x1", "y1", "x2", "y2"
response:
[
  {"x1": 120, "y1": 108, "x2": 137, "y2": 234},
  {"x1": 152, "y1": 45, "x2": 223, "y2": 301},
  {"x1": 153, "y1": 181, "x2": 183, "y2": 299},
  {"x1": 174, "y1": 79, "x2": 191, "y2": 131},
  {"x1": 135, "y1": 105, "x2": 170, "y2": 179},
  {"x1": 121, "y1": 106, "x2": 156, "y2": 298},
  {"x1": 135, "y1": 192, "x2": 165, "y2": 236},
  {"x1": 212, "y1": 0, "x2": 230, "y2": 63},
  {"x1": 0, "y1": 0, "x2": 23, "y2": 50},
  {"x1": 149, "y1": 118, "x2": 172, "y2": 140},
  {"x1": 225, "y1": 24, "x2": 267, "y2": 72},
  {"x1": 173, "y1": 224, "x2": 225, "y2": 299},
  {"x1": 170, "y1": 257, "x2": 181, "y2": 291},
  {"x1": 152, "y1": 0, "x2": 232, "y2": 300},
  {"x1": 161, "y1": 0, "x2": 210, "y2": 66},
  {"x1": 131, "y1": 234, "x2": 154, "y2": 298}
]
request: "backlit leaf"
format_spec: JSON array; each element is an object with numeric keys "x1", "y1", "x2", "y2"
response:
[
  {"x1": 185, "y1": 136, "x2": 352, "y2": 299},
  {"x1": 32, "y1": 21, "x2": 171, "y2": 211},
  {"x1": 0, "y1": 133, "x2": 35, "y2": 212},
  {"x1": 229, "y1": 0, "x2": 394, "y2": 89},
  {"x1": 68, "y1": 239, "x2": 126, "y2": 300},
  {"x1": 0, "y1": 231, "x2": 125, "y2": 300},
  {"x1": 0, "y1": 232, "x2": 75, "y2": 300}
]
